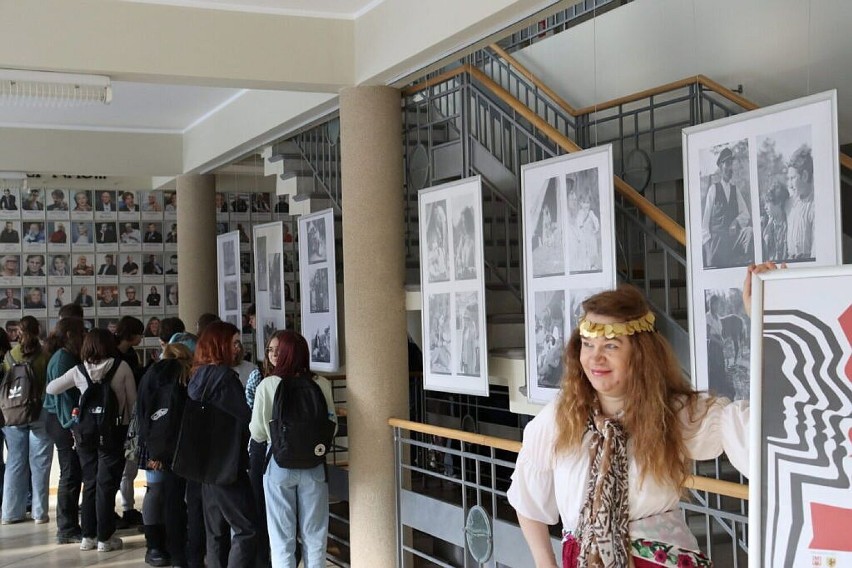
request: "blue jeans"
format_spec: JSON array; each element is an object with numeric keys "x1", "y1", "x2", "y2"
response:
[
  {"x1": 264, "y1": 461, "x2": 328, "y2": 568},
  {"x1": 1, "y1": 410, "x2": 55, "y2": 522}
]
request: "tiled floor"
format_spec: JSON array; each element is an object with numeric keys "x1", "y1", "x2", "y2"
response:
[{"x1": 0, "y1": 490, "x2": 340, "y2": 567}]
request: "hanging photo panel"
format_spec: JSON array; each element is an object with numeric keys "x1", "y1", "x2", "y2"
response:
[
  {"x1": 749, "y1": 266, "x2": 852, "y2": 568},
  {"x1": 521, "y1": 146, "x2": 617, "y2": 404},
  {"x1": 252, "y1": 221, "x2": 286, "y2": 360},
  {"x1": 216, "y1": 231, "x2": 242, "y2": 324},
  {"x1": 418, "y1": 176, "x2": 488, "y2": 397},
  {"x1": 684, "y1": 90, "x2": 841, "y2": 400},
  {"x1": 298, "y1": 208, "x2": 341, "y2": 373}
]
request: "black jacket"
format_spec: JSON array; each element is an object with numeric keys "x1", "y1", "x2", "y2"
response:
[{"x1": 136, "y1": 358, "x2": 185, "y2": 446}]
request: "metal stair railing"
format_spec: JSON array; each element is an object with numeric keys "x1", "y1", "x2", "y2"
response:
[{"x1": 290, "y1": 117, "x2": 343, "y2": 211}]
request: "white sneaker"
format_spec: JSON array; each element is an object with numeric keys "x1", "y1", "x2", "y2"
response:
[
  {"x1": 97, "y1": 536, "x2": 123, "y2": 552},
  {"x1": 80, "y1": 537, "x2": 97, "y2": 551}
]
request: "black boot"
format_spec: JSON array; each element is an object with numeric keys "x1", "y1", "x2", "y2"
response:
[{"x1": 144, "y1": 524, "x2": 172, "y2": 567}]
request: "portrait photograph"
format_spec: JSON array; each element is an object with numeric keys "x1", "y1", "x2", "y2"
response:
[
  {"x1": 45, "y1": 189, "x2": 69, "y2": 213},
  {"x1": 684, "y1": 90, "x2": 842, "y2": 395},
  {"x1": 119, "y1": 222, "x2": 142, "y2": 245},
  {"x1": 528, "y1": 176, "x2": 564, "y2": 278},
  {"x1": 0, "y1": 188, "x2": 20, "y2": 213},
  {"x1": 71, "y1": 254, "x2": 95, "y2": 277},
  {"x1": 533, "y1": 290, "x2": 565, "y2": 389},
  {"x1": 22, "y1": 287, "x2": 47, "y2": 310},
  {"x1": 0, "y1": 288, "x2": 22, "y2": 310},
  {"x1": 522, "y1": 147, "x2": 617, "y2": 403},
  {"x1": 251, "y1": 192, "x2": 272, "y2": 214},
  {"x1": 756, "y1": 125, "x2": 815, "y2": 263},
  {"x1": 222, "y1": 239, "x2": 237, "y2": 276},
  {"x1": 697, "y1": 140, "x2": 755, "y2": 270},
  {"x1": 95, "y1": 221, "x2": 118, "y2": 244},
  {"x1": 454, "y1": 291, "x2": 480, "y2": 377},
  {"x1": 120, "y1": 253, "x2": 142, "y2": 276},
  {"x1": 163, "y1": 191, "x2": 178, "y2": 214},
  {"x1": 21, "y1": 222, "x2": 45, "y2": 245},
  {"x1": 48, "y1": 254, "x2": 71, "y2": 278},
  {"x1": 141, "y1": 191, "x2": 163, "y2": 213},
  {"x1": 22, "y1": 254, "x2": 46, "y2": 277},
  {"x1": 268, "y1": 252, "x2": 282, "y2": 310},
  {"x1": 240, "y1": 252, "x2": 251, "y2": 274},
  {"x1": 145, "y1": 285, "x2": 163, "y2": 308},
  {"x1": 71, "y1": 222, "x2": 94, "y2": 246},
  {"x1": 142, "y1": 222, "x2": 163, "y2": 244},
  {"x1": 71, "y1": 190, "x2": 94, "y2": 214},
  {"x1": 119, "y1": 190, "x2": 139, "y2": 213},
  {"x1": 95, "y1": 190, "x2": 118, "y2": 214},
  {"x1": 46, "y1": 222, "x2": 68, "y2": 246},
  {"x1": 310, "y1": 325, "x2": 332, "y2": 364},
  {"x1": 427, "y1": 293, "x2": 451, "y2": 376},
  {"x1": 0, "y1": 221, "x2": 21, "y2": 246},
  {"x1": 309, "y1": 267, "x2": 329, "y2": 313},
  {"x1": 424, "y1": 200, "x2": 450, "y2": 283},
  {"x1": 255, "y1": 236, "x2": 268, "y2": 291},
  {"x1": 96, "y1": 285, "x2": 120, "y2": 308},
  {"x1": 120, "y1": 285, "x2": 142, "y2": 307},
  {"x1": 21, "y1": 188, "x2": 45, "y2": 212},
  {"x1": 48, "y1": 286, "x2": 67, "y2": 310},
  {"x1": 451, "y1": 192, "x2": 478, "y2": 281},
  {"x1": 566, "y1": 167, "x2": 603, "y2": 275},
  {"x1": 224, "y1": 280, "x2": 239, "y2": 311},
  {"x1": 306, "y1": 217, "x2": 327, "y2": 265}
]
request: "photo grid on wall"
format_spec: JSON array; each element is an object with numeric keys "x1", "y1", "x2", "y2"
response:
[
  {"x1": 217, "y1": 190, "x2": 295, "y2": 363},
  {"x1": 418, "y1": 176, "x2": 489, "y2": 397},
  {"x1": 520, "y1": 146, "x2": 617, "y2": 404},
  {"x1": 298, "y1": 208, "x2": 340, "y2": 373},
  {"x1": 749, "y1": 267, "x2": 852, "y2": 568},
  {"x1": 683, "y1": 90, "x2": 841, "y2": 401}
]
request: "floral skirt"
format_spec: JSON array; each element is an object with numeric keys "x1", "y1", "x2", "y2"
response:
[{"x1": 562, "y1": 533, "x2": 712, "y2": 567}]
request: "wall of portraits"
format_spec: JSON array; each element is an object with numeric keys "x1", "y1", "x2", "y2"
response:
[
  {"x1": 749, "y1": 266, "x2": 852, "y2": 568},
  {"x1": 418, "y1": 177, "x2": 489, "y2": 397},
  {"x1": 520, "y1": 146, "x2": 617, "y2": 404},
  {"x1": 684, "y1": 91, "x2": 842, "y2": 400},
  {"x1": 298, "y1": 208, "x2": 340, "y2": 373}
]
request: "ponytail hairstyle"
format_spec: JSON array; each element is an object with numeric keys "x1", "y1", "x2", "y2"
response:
[{"x1": 18, "y1": 315, "x2": 42, "y2": 358}]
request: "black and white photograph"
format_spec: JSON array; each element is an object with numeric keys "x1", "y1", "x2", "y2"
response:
[
  {"x1": 452, "y1": 193, "x2": 478, "y2": 280},
  {"x1": 22, "y1": 287, "x2": 46, "y2": 310},
  {"x1": 142, "y1": 222, "x2": 163, "y2": 244},
  {"x1": 95, "y1": 191, "x2": 118, "y2": 213},
  {"x1": 48, "y1": 254, "x2": 70, "y2": 277},
  {"x1": 263, "y1": 319, "x2": 276, "y2": 352},
  {"x1": 268, "y1": 252, "x2": 282, "y2": 310},
  {"x1": 418, "y1": 179, "x2": 488, "y2": 395},
  {"x1": 121, "y1": 254, "x2": 141, "y2": 276},
  {"x1": 240, "y1": 252, "x2": 251, "y2": 275},
  {"x1": 45, "y1": 189, "x2": 69, "y2": 213},
  {"x1": 23, "y1": 254, "x2": 46, "y2": 277},
  {"x1": 48, "y1": 286, "x2": 67, "y2": 310},
  {"x1": 145, "y1": 285, "x2": 162, "y2": 308},
  {"x1": 528, "y1": 177, "x2": 564, "y2": 278},
  {"x1": 230, "y1": 193, "x2": 250, "y2": 214},
  {"x1": 224, "y1": 280, "x2": 239, "y2": 311},
  {"x1": 698, "y1": 140, "x2": 754, "y2": 270},
  {"x1": 310, "y1": 325, "x2": 332, "y2": 364},
  {"x1": 166, "y1": 283, "x2": 178, "y2": 306},
  {"x1": 568, "y1": 287, "x2": 606, "y2": 333},
  {"x1": 120, "y1": 285, "x2": 142, "y2": 307},
  {"x1": 309, "y1": 267, "x2": 329, "y2": 313},
  {"x1": 756, "y1": 125, "x2": 815, "y2": 263},
  {"x1": 306, "y1": 217, "x2": 327, "y2": 264},
  {"x1": 95, "y1": 222, "x2": 118, "y2": 244},
  {"x1": 424, "y1": 200, "x2": 450, "y2": 283},
  {"x1": 522, "y1": 147, "x2": 617, "y2": 403},
  {"x1": 703, "y1": 288, "x2": 749, "y2": 401},
  {"x1": 0, "y1": 188, "x2": 19, "y2": 212},
  {"x1": 251, "y1": 193, "x2": 272, "y2": 214},
  {"x1": 299, "y1": 209, "x2": 340, "y2": 373},
  {"x1": 119, "y1": 191, "x2": 139, "y2": 213},
  {"x1": 454, "y1": 291, "x2": 480, "y2": 377},
  {"x1": 533, "y1": 290, "x2": 565, "y2": 389},
  {"x1": 256, "y1": 236, "x2": 268, "y2": 291},
  {"x1": 222, "y1": 239, "x2": 237, "y2": 276},
  {"x1": 0, "y1": 288, "x2": 21, "y2": 309},
  {"x1": 566, "y1": 167, "x2": 603, "y2": 274},
  {"x1": 684, "y1": 91, "x2": 841, "y2": 395},
  {"x1": 427, "y1": 293, "x2": 451, "y2": 376}
]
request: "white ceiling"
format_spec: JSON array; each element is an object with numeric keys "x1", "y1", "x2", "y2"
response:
[
  {"x1": 118, "y1": 0, "x2": 383, "y2": 18},
  {"x1": 0, "y1": 81, "x2": 245, "y2": 133}
]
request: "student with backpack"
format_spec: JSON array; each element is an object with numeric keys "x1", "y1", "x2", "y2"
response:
[
  {"x1": 136, "y1": 334, "x2": 196, "y2": 567},
  {"x1": 183, "y1": 321, "x2": 257, "y2": 568},
  {"x1": 114, "y1": 316, "x2": 145, "y2": 529},
  {"x1": 1, "y1": 316, "x2": 53, "y2": 525},
  {"x1": 0, "y1": 328, "x2": 12, "y2": 512},
  {"x1": 249, "y1": 330, "x2": 337, "y2": 568},
  {"x1": 46, "y1": 328, "x2": 137, "y2": 552},
  {"x1": 43, "y1": 317, "x2": 87, "y2": 544}
]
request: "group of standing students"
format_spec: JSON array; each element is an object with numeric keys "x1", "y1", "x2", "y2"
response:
[{"x1": 1, "y1": 308, "x2": 336, "y2": 568}]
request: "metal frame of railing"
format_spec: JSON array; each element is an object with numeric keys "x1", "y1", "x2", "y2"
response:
[
  {"x1": 290, "y1": 116, "x2": 344, "y2": 212},
  {"x1": 391, "y1": 418, "x2": 750, "y2": 568}
]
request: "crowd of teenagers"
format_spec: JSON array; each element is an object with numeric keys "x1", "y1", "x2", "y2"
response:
[{"x1": 0, "y1": 306, "x2": 337, "y2": 568}]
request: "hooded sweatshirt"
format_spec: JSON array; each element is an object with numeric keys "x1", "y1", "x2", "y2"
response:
[{"x1": 45, "y1": 358, "x2": 136, "y2": 425}]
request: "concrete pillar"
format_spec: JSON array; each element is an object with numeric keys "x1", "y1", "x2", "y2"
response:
[
  {"x1": 176, "y1": 174, "x2": 217, "y2": 328},
  {"x1": 340, "y1": 86, "x2": 408, "y2": 567}
]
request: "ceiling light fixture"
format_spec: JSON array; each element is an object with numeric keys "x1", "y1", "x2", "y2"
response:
[{"x1": 0, "y1": 69, "x2": 112, "y2": 106}]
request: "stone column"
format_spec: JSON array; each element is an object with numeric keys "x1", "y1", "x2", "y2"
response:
[
  {"x1": 340, "y1": 86, "x2": 408, "y2": 567},
  {"x1": 176, "y1": 174, "x2": 217, "y2": 328}
]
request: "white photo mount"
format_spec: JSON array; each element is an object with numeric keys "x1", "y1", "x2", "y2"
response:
[
  {"x1": 216, "y1": 231, "x2": 242, "y2": 324},
  {"x1": 252, "y1": 221, "x2": 286, "y2": 361}
]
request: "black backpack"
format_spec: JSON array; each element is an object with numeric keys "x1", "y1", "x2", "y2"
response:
[
  {"x1": 141, "y1": 361, "x2": 188, "y2": 463},
  {"x1": 72, "y1": 358, "x2": 123, "y2": 450},
  {"x1": 269, "y1": 374, "x2": 336, "y2": 469},
  {"x1": 0, "y1": 352, "x2": 42, "y2": 427}
]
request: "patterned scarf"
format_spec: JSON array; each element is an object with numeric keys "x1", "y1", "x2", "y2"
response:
[{"x1": 574, "y1": 403, "x2": 632, "y2": 568}]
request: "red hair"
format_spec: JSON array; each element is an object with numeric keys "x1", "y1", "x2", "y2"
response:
[
  {"x1": 270, "y1": 330, "x2": 310, "y2": 378},
  {"x1": 192, "y1": 321, "x2": 240, "y2": 373}
]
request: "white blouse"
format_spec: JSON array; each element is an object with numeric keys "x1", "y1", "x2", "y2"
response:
[{"x1": 507, "y1": 396, "x2": 749, "y2": 548}]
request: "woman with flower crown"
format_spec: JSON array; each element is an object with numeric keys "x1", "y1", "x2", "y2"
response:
[{"x1": 508, "y1": 264, "x2": 776, "y2": 567}]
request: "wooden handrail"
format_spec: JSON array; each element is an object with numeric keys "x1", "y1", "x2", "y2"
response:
[
  {"x1": 389, "y1": 417, "x2": 749, "y2": 500},
  {"x1": 487, "y1": 43, "x2": 579, "y2": 115},
  {"x1": 573, "y1": 76, "x2": 704, "y2": 116},
  {"x1": 402, "y1": 67, "x2": 466, "y2": 97},
  {"x1": 695, "y1": 75, "x2": 759, "y2": 111}
]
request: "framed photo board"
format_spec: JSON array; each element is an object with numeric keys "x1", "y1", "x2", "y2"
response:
[
  {"x1": 749, "y1": 266, "x2": 852, "y2": 568},
  {"x1": 521, "y1": 145, "x2": 617, "y2": 404},
  {"x1": 216, "y1": 231, "x2": 242, "y2": 324},
  {"x1": 252, "y1": 221, "x2": 286, "y2": 360},
  {"x1": 684, "y1": 90, "x2": 841, "y2": 400},
  {"x1": 418, "y1": 176, "x2": 488, "y2": 397},
  {"x1": 298, "y1": 208, "x2": 341, "y2": 373}
]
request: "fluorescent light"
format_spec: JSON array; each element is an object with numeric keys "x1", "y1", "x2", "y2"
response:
[{"x1": 0, "y1": 69, "x2": 112, "y2": 106}]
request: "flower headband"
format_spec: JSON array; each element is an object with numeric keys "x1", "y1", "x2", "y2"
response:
[{"x1": 578, "y1": 311, "x2": 656, "y2": 339}]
